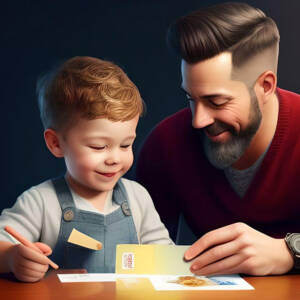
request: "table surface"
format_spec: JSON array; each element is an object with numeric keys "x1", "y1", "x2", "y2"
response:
[{"x1": 1, "y1": 270, "x2": 300, "y2": 300}]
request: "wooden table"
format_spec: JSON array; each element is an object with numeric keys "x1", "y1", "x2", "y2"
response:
[{"x1": 1, "y1": 270, "x2": 300, "y2": 300}]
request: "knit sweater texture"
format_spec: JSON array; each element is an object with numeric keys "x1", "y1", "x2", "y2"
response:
[{"x1": 136, "y1": 88, "x2": 300, "y2": 240}]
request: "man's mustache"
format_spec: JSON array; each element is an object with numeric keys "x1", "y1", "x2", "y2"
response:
[{"x1": 204, "y1": 121, "x2": 235, "y2": 136}]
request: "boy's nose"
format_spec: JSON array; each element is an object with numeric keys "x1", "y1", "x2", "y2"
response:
[
  {"x1": 105, "y1": 150, "x2": 121, "y2": 165},
  {"x1": 191, "y1": 101, "x2": 214, "y2": 129}
]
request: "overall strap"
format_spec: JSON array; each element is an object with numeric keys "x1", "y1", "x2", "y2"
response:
[
  {"x1": 112, "y1": 179, "x2": 132, "y2": 217},
  {"x1": 52, "y1": 177, "x2": 76, "y2": 210}
]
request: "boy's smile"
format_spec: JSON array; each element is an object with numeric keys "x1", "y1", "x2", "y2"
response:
[{"x1": 97, "y1": 172, "x2": 118, "y2": 178}]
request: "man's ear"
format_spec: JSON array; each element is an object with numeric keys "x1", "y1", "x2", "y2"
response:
[
  {"x1": 44, "y1": 129, "x2": 64, "y2": 158},
  {"x1": 254, "y1": 71, "x2": 277, "y2": 105}
]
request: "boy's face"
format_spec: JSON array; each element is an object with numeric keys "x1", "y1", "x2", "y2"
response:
[{"x1": 59, "y1": 115, "x2": 139, "y2": 199}]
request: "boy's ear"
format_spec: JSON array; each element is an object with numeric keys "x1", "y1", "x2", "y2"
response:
[
  {"x1": 44, "y1": 129, "x2": 64, "y2": 158},
  {"x1": 254, "y1": 70, "x2": 277, "y2": 105}
]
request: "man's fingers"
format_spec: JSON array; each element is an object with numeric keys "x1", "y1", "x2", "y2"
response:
[
  {"x1": 192, "y1": 253, "x2": 244, "y2": 276},
  {"x1": 189, "y1": 240, "x2": 239, "y2": 270},
  {"x1": 185, "y1": 223, "x2": 246, "y2": 260}
]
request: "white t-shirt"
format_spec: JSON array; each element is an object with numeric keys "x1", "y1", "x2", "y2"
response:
[{"x1": 0, "y1": 178, "x2": 173, "y2": 248}]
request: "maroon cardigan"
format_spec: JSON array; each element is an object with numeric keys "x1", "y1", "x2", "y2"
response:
[{"x1": 136, "y1": 88, "x2": 300, "y2": 240}]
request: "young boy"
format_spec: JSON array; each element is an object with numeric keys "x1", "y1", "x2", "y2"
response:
[{"x1": 0, "y1": 56, "x2": 173, "y2": 282}]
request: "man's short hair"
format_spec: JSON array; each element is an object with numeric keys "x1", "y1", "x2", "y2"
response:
[
  {"x1": 37, "y1": 56, "x2": 144, "y2": 132},
  {"x1": 167, "y1": 2, "x2": 280, "y2": 67}
]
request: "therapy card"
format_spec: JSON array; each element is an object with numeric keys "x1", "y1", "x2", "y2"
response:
[{"x1": 115, "y1": 244, "x2": 193, "y2": 275}]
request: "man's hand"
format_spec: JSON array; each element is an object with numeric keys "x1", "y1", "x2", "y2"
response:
[
  {"x1": 8, "y1": 242, "x2": 53, "y2": 282},
  {"x1": 184, "y1": 222, "x2": 294, "y2": 276}
]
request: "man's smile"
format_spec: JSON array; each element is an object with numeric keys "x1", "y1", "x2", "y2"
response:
[
  {"x1": 205, "y1": 129, "x2": 231, "y2": 143},
  {"x1": 203, "y1": 121, "x2": 234, "y2": 143}
]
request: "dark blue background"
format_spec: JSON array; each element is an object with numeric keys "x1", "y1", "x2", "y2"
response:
[{"x1": 2, "y1": 0, "x2": 300, "y2": 212}]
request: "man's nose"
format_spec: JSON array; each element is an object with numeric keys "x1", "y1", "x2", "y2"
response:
[{"x1": 191, "y1": 101, "x2": 214, "y2": 129}]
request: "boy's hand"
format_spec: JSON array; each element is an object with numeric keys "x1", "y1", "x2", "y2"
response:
[
  {"x1": 8, "y1": 242, "x2": 53, "y2": 282},
  {"x1": 34, "y1": 242, "x2": 53, "y2": 256}
]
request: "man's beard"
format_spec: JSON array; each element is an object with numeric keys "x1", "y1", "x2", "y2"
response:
[{"x1": 201, "y1": 90, "x2": 262, "y2": 169}]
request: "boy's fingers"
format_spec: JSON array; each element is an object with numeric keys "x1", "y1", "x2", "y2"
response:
[
  {"x1": 15, "y1": 262, "x2": 47, "y2": 278},
  {"x1": 18, "y1": 244, "x2": 51, "y2": 266},
  {"x1": 17, "y1": 244, "x2": 58, "y2": 269},
  {"x1": 15, "y1": 271, "x2": 43, "y2": 283},
  {"x1": 17, "y1": 257, "x2": 49, "y2": 274},
  {"x1": 34, "y1": 242, "x2": 52, "y2": 256}
]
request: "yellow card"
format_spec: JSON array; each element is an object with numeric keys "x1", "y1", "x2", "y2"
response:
[
  {"x1": 67, "y1": 228, "x2": 102, "y2": 250},
  {"x1": 116, "y1": 244, "x2": 193, "y2": 275}
]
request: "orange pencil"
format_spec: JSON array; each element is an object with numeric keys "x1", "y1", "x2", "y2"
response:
[{"x1": 4, "y1": 226, "x2": 59, "y2": 270}]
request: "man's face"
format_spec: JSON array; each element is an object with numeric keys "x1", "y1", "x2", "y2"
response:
[{"x1": 181, "y1": 52, "x2": 262, "y2": 169}]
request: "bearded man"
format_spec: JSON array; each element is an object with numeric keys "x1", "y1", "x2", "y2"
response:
[{"x1": 136, "y1": 2, "x2": 300, "y2": 276}]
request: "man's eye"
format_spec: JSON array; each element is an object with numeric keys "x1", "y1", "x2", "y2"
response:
[
  {"x1": 210, "y1": 99, "x2": 229, "y2": 107},
  {"x1": 89, "y1": 146, "x2": 106, "y2": 150},
  {"x1": 210, "y1": 101, "x2": 225, "y2": 107}
]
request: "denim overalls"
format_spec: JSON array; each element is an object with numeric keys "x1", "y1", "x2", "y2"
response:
[{"x1": 50, "y1": 177, "x2": 139, "y2": 273}]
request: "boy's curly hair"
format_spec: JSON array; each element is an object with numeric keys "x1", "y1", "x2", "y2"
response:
[{"x1": 37, "y1": 56, "x2": 144, "y2": 132}]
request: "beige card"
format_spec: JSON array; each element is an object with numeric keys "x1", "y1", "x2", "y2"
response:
[{"x1": 67, "y1": 228, "x2": 102, "y2": 250}]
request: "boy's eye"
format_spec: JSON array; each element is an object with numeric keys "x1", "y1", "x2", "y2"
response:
[
  {"x1": 89, "y1": 146, "x2": 106, "y2": 150},
  {"x1": 120, "y1": 145, "x2": 131, "y2": 149}
]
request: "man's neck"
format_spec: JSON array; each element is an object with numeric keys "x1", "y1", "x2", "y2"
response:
[{"x1": 232, "y1": 92, "x2": 279, "y2": 170}]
